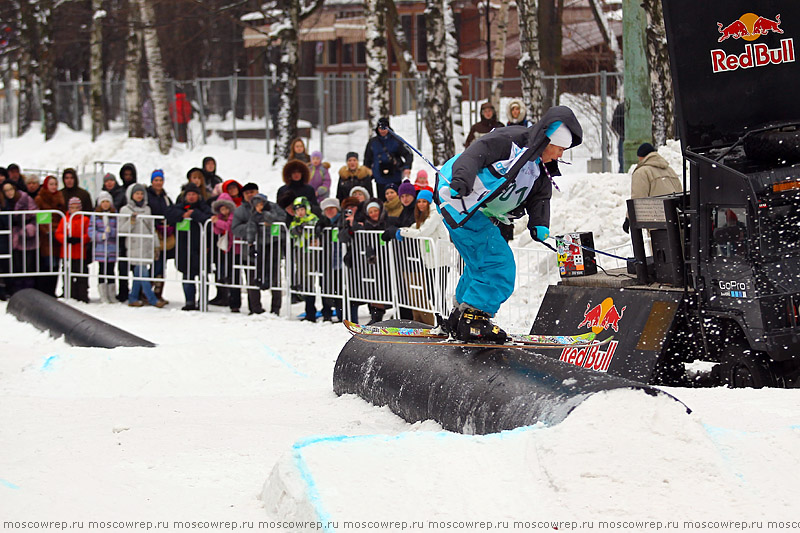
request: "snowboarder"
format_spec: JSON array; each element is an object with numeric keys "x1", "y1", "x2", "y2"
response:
[{"x1": 436, "y1": 105, "x2": 583, "y2": 343}]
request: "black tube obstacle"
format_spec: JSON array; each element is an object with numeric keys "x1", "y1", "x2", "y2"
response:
[
  {"x1": 6, "y1": 289, "x2": 156, "y2": 348},
  {"x1": 333, "y1": 322, "x2": 688, "y2": 434}
]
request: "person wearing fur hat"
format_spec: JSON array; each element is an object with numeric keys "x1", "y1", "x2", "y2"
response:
[
  {"x1": 24, "y1": 174, "x2": 41, "y2": 199},
  {"x1": 465, "y1": 101, "x2": 504, "y2": 148},
  {"x1": 1, "y1": 181, "x2": 38, "y2": 294},
  {"x1": 55, "y1": 196, "x2": 91, "y2": 302},
  {"x1": 437, "y1": 105, "x2": 583, "y2": 342},
  {"x1": 336, "y1": 151, "x2": 374, "y2": 202},
  {"x1": 211, "y1": 192, "x2": 239, "y2": 312},
  {"x1": 364, "y1": 117, "x2": 413, "y2": 201},
  {"x1": 120, "y1": 184, "x2": 166, "y2": 308},
  {"x1": 308, "y1": 151, "x2": 331, "y2": 204},
  {"x1": 167, "y1": 182, "x2": 211, "y2": 310},
  {"x1": 33, "y1": 176, "x2": 66, "y2": 297},
  {"x1": 89, "y1": 191, "x2": 118, "y2": 303},
  {"x1": 278, "y1": 159, "x2": 320, "y2": 213},
  {"x1": 506, "y1": 99, "x2": 533, "y2": 128}
]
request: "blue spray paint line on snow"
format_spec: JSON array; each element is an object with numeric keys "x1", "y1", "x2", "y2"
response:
[
  {"x1": 0, "y1": 479, "x2": 20, "y2": 490},
  {"x1": 262, "y1": 345, "x2": 308, "y2": 378},
  {"x1": 289, "y1": 425, "x2": 548, "y2": 531},
  {"x1": 41, "y1": 354, "x2": 60, "y2": 371},
  {"x1": 702, "y1": 423, "x2": 747, "y2": 481}
]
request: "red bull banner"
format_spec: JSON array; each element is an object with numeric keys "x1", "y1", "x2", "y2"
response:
[
  {"x1": 531, "y1": 285, "x2": 684, "y2": 384},
  {"x1": 712, "y1": 13, "x2": 794, "y2": 73}
]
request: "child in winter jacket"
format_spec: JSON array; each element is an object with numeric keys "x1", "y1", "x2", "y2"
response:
[
  {"x1": 308, "y1": 151, "x2": 331, "y2": 204},
  {"x1": 289, "y1": 196, "x2": 320, "y2": 322},
  {"x1": 211, "y1": 192, "x2": 238, "y2": 312},
  {"x1": 120, "y1": 184, "x2": 166, "y2": 308},
  {"x1": 88, "y1": 191, "x2": 118, "y2": 303},
  {"x1": 55, "y1": 197, "x2": 91, "y2": 302}
]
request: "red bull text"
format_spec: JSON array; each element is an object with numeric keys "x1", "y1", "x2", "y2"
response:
[
  {"x1": 712, "y1": 14, "x2": 793, "y2": 73},
  {"x1": 559, "y1": 341, "x2": 618, "y2": 372}
]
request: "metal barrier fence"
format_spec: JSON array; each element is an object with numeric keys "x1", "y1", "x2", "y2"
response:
[
  {"x1": 1, "y1": 212, "x2": 601, "y2": 327},
  {"x1": 1, "y1": 72, "x2": 623, "y2": 166}
]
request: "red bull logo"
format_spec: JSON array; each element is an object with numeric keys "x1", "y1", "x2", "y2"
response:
[
  {"x1": 712, "y1": 13, "x2": 794, "y2": 73},
  {"x1": 559, "y1": 340, "x2": 618, "y2": 373},
  {"x1": 577, "y1": 298, "x2": 626, "y2": 333}
]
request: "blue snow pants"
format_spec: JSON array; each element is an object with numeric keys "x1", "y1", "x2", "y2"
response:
[{"x1": 445, "y1": 210, "x2": 515, "y2": 316}]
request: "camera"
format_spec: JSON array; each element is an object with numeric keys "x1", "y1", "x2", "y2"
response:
[{"x1": 345, "y1": 209, "x2": 354, "y2": 216}]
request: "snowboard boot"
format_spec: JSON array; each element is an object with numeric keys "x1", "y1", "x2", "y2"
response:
[
  {"x1": 439, "y1": 307, "x2": 462, "y2": 337},
  {"x1": 454, "y1": 307, "x2": 508, "y2": 344}
]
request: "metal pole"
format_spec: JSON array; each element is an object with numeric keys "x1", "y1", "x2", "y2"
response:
[
  {"x1": 195, "y1": 79, "x2": 207, "y2": 145},
  {"x1": 553, "y1": 76, "x2": 559, "y2": 107},
  {"x1": 601, "y1": 70, "x2": 608, "y2": 173},
  {"x1": 317, "y1": 74, "x2": 325, "y2": 156},
  {"x1": 73, "y1": 83, "x2": 80, "y2": 132},
  {"x1": 230, "y1": 74, "x2": 238, "y2": 149}
]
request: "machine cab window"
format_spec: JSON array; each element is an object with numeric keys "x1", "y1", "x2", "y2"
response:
[{"x1": 711, "y1": 206, "x2": 748, "y2": 258}]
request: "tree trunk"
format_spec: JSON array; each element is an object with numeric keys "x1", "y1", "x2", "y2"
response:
[
  {"x1": 271, "y1": 0, "x2": 300, "y2": 162},
  {"x1": 517, "y1": 0, "x2": 545, "y2": 119},
  {"x1": 424, "y1": 0, "x2": 455, "y2": 165},
  {"x1": 16, "y1": 1, "x2": 35, "y2": 136},
  {"x1": 641, "y1": 0, "x2": 674, "y2": 145},
  {"x1": 89, "y1": 0, "x2": 105, "y2": 141},
  {"x1": 138, "y1": 0, "x2": 172, "y2": 154},
  {"x1": 365, "y1": 0, "x2": 390, "y2": 129},
  {"x1": 445, "y1": 0, "x2": 464, "y2": 147},
  {"x1": 489, "y1": 0, "x2": 510, "y2": 111},
  {"x1": 126, "y1": 4, "x2": 144, "y2": 138},
  {"x1": 538, "y1": 0, "x2": 563, "y2": 108},
  {"x1": 38, "y1": 0, "x2": 57, "y2": 140},
  {"x1": 386, "y1": 0, "x2": 420, "y2": 100}
]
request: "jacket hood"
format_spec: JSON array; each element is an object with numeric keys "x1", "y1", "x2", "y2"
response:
[
  {"x1": 638, "y1": 151, "x2": 671, "y2": 170},
  {"x1": 212, "y1": 192, "x2": 236, "y2": 214},
  {"x1": 61, "y1": 168, "x2": 79, "y2": 188},
  {"x1": 222, "y1": 179, "x2": 242, "y2": 194},
  {"x1": 120, "y1": 163, "x2": 138, "y2": 183},
  {"x1": 126, "y1": 183, "x2": 149, "y2": 207},
  {"x1": 282, "y1": 159, "x2": 311, "y2": 185},
  {"x1": 506, "y1": 99, "x2": 528, "y2": 122},
  {"x1": 528, "y1": 105, "x2": 583, "y2": 155}
]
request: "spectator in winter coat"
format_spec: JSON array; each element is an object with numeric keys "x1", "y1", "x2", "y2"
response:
[
  {"x1": 623, "y1": 143, "x2": 683, "y2": 233},
  {"x1": 240, "y1": 191, "x2": 285, "y2": 315},
  {"x1": 147, "y1": 169, "x2": 174, "y2": 302},
  {"x1": 383, "y1": 183, "x2": 402, "y2": 218},
  {"x1": 166, "y1": 183, "x2": 212, "y2": 310},
  {"x1": 89, "y1": 191, "x2": 118, "y2": 304},
  {"x1": 56, "y1": 197, "x2": 91, "y2": 302},
  {"x1": 120, "y1": 163, "x2": 138, "y2": 191},
  {"x1": 278, "y1": 159, "x2": 320, "y2": 214},
  {"x1": 6, "y1": 164, "x2": 24, "y2": 190},
  {"x1": 211, "y1": 192, "x2": 240, "y2": 313},
  {"x1": 506, "y1": 99, "x2": 533, "y2": 128},
  {"x1": 1, "y1": 181, "x2": 38, "y2": 294},
  {"x1": 364, "y1": 117, "x2": 412, "y2": 201},
  {"x1": 170, "y1": 91, "x2": 192, "y2": 143},
  {"x1": 24, "y1": 174, "x2": 40, "y2": 199},
  {"x1": 387, "y1": 180, "x2": 417, "y2": 230},
  {"x1": 34, "y1": 176, "x2": 66, "y2": 296},
  {"x1": 288, "y1": 138, "x2": 310, "y2": 163},
  {"x1": 413, "y1": 170, "x2": 434, "y2": 193},
  {"x1": 102, "y1": 173, "x2": 127, "y2": 212},
  {"x1": 116, "y1": 163, "x2": 138, "y2": 303},
  {"x1": 612, "y1": 102, "x2": 625, "y2": 173},
  {"x1": 0, "y1": 167, "x2": 7, "y2": 187},
  {"x1": 186, "y1": 167, "x2": 212, "y2": 202},
  {"x1": 120, "y1": 184, "x2": 165, "y2": 308},
  {"x1": 465, "y1": 101, "x2": 504, "y2": 148},
  {"x1": 308, "y1": 151, "x2": 331, "y2": 204},
  {"x1": 318, "y1": 197, "x2": 343, "y2": 322},
  {"x1": 336, "y1": 151, "x2": 374, "y2": 201},
  {"x1": 202, "y1": 157, "x2": 223, "y2": 190},
  {"x1": 60, "y1": 168, "x2": 93, "y2": 212},
  {"x1": 289, "y1": 196, "x2": 320, "y2": 322},
  {"x1": 221, "y1": 179, "x2": 243, "y2": 208}
]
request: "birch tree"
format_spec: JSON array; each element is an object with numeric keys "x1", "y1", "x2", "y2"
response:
[
  {"x1": 15, "y1": 1, "x2": 35, "y2": 136},
  {"x1": 365, "y1": 0, "x2": 390, "y2": 129},
  {"x1": 445, "y1": 0, "x2": 464, "y2": 147},
  {"x1": 125, "y1": 3, "x2": 143, "y2": 138},
  {"x1": 489, "y1": 0, "x2": 511, "y2": 110},
  {"x1": 424, "y1": 0, "x2": 454, "y2": 165},
  {"x1": 264, "y1": 0, "x2": 324, "y2": 162},
  {"x1": 89, "y1": 0, "x2": 105, "y2": 141},
  {"x1": 641, "y1": 0, "x2": 674, "y2": 145},
  {"x1": 138, "y1": 0, "x2": 172, "y2": 154},
  {"x1": 517, "y1": 0, "x2": 545, "y2": 119},
  {"x1": 37, "y1": 0, "x2": 57, "y2": 140},
  {"x1": 386, "y1": 0, "x2": 420, "y2": 98}
]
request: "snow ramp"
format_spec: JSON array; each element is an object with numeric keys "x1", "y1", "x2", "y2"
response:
[{"x1": 333, "y1": 321, "x2": 688, "y2": 433}]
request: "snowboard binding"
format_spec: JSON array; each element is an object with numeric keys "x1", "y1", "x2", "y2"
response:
[{"x1": 438, "y1": 307, "x2": 509, "y2": 344}]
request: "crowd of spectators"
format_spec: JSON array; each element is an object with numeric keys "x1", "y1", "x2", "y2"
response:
[{"x1": 0, "y1": 119, "x2": 450, "y2": 324}]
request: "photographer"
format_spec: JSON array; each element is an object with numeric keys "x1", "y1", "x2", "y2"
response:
[{"x1": 364, "y1": 117, "x2": 412, "y2": 202}]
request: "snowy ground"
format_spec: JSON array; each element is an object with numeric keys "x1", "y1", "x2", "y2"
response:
[{"x1": 2, "y1": 118, "x2": 800, "y2": 533}]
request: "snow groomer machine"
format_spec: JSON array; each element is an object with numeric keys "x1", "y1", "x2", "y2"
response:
[{"x1": 532, "y1": 0, "x2": 800, "y2": 388}]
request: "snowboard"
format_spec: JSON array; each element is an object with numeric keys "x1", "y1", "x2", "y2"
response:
[{"x1": 343, "y1": 320, "x2": 610, "y2": 349}]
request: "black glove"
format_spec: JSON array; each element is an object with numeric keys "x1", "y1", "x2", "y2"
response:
[
  {"x1": 622, "y1": 218, "x2": 630, "y2": 234},
  {"x1": 67, "y1": 236, "x2": 82, "y2": 244},
  {"x1": 248, "y1": 244, "x2": 258, "y2": 258},
  {"x1": 449, "y1": 177, "x2": 470, "y2": 197},
  {"x1": 343, "y1": 249, "x2": 353, "y2": 268},
  {"x1": 498, "y1": 222, "x2": 514, "y2": 242},
  {"x1": 381, "y1": 227, "x2": 397, "y2": 241}
]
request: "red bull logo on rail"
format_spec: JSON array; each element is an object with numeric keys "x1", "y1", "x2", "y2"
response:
[
  {"x1": 563, "y1": 297, "x2": 624, "y2": 372},
  {"x1": 712, "y1": 13, "x2": 794, "y2": 73},
  {"x1": 577, "y1": 298, "x2": 626, "y2": 334}
]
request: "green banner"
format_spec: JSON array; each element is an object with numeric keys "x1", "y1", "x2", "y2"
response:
[
  {"x1": 331, "y1": 228, "x2": 339, "y2": 243},
  {"x1": 36, "y1": 212, "x2": 52, "y2": 225},
  {"x1": 176, "y1": 219, "x2": 191, "y2": 232},
  {"x1": 270, "y1": 223, "x2": 281, "y2": 236},
  {"x1": 424, "y1": 241, "x2": 431, "y2": 254}
]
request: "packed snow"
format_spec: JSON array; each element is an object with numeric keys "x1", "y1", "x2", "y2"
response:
[{"x1": 1, "y1": 114, "x2": 799, "y2": 533}]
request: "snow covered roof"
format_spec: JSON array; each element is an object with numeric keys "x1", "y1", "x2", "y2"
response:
[{"x1": 244, "y1": 11, "x2": 366, "y2": 47}]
